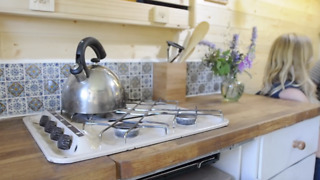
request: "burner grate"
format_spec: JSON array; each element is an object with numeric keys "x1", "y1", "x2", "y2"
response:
[{"x1": 63, "y1": 100, "x2": 224, "y2": 143}]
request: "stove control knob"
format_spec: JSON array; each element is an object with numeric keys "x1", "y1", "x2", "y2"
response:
[
  {"x1": 44, "y1": 120, "x2": 56, "y2": 133},
  {"x1": 39, "y1": 115, "x2": 50, "y2": 127},
  {"x1": 50, "y1": 127, "x2": 64, "y2": 141},
  {"x1": 58, "y1": 134, "x2": 72, "y2": 150}
]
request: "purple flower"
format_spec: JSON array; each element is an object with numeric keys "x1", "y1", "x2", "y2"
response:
[
  {"x1": 238, "y1": 56, "x2": 253, "y2": 72},
  {"x1": 199, "y1": 40, "x2": 216, "y2": 49},
  {"x1": 251, "y1": 27, "x2": 257, "y2": 45},
  {"x1": 230, "y1": 34, "x2": 239, "y2": 50}
]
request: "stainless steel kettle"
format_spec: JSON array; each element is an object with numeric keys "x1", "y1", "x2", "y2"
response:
[{"x1": 61, "y1": 37, "x2": 126, "y2": 114}]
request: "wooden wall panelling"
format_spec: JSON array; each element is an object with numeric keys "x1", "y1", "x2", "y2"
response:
[{"x1": 0, "y1": 14, "x2": 178, "y2": 59}]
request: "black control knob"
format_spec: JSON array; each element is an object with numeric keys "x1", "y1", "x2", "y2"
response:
[
  {"x1": 58, "y1": 134, "x2": 72, "y2": 150},
  {"x1": 50, "y1": 127, "x2": 64, "y2": 141},
  {"x1": 44, "y1": 120, "x2": 56, "y2": 133},
  {"x1": 39, "y1": 115, "x2": 50, "y2": 127}
]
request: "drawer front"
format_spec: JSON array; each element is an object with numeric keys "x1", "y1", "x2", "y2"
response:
[
  {"x1": 259, "y1": 116, "x2": 319, "y2": 180},
  {"x1": 271, "y1": 154, "x2": 316, "y2": 180}
]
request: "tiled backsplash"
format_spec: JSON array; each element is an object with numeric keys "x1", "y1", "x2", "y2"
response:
[
  {"x1": 0, "y1": 60, "x2": 221, "y2": 118},
  {"x1": 187, "y1": 62, "x2": 222, "y2": 96}
]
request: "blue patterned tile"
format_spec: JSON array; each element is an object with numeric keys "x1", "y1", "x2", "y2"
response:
[
  {"x1": 141, "y1": 75, "x2": 152, "y2": 88},
  {"x1": 5, "y1": 64, "x2": 24, "y2": 81},
  {"x1": 44, "y1": 80, "x2": 59, "y2": 95},
  {"x1": 7, "y1": 98, "x2": 26, "y2": 115},
  {"x1": 118, "y1": 63, "x2": 129, "y2": 75},
  {"x1": 205, "y1": 83, "x2": 214, "y2": 93},
  {"x1": 141, "y1": 88, "x2": 152, "y2": 100},
  {"x1": 43, "y1": 95, "x2": 60, "y2": 111},
  {"x1": 119, "y1": 75, "x2": 130, "y2": 90},
  {"x1": 0, "y1": 82, "x2": 6, "y2": 99},
  {"x1": 187, "y1": 62, "x2": 197, "y2": 74},
  {"x1": 43, "y1": 63, "x2": 60, "y2": 79},
  {"x1": 0, "y1": 64, "x2": 4, "y2": 81},
  {"x1": 129, "y1": 88, "x2": 141, "y2": 100},
  {"x1": 104, "y1": 62, "x2": 119, "y2": 75},
  {"x1": 25, "y1": 63, "x2": 42, "y2": 80},
  {"x1": 187, "y1": 84, "x2": 196, "y2": 96},
  {"x1": 206, "y1": 72, "x2": 214, "y2": 82},
  {"x1": 190, "y1": 73, "x2": 198, "y2": 83},
  {"x1": 130, "y1": 76, "x2": 141, "y2": 89},
  {"x1": 7, "y1": 82, "x2": 25, "y2": 98},
  {"x1": 60, "y1": 63, "x2": 72, "y2": 78},
  {"x1": 129, "y1": 62, "x2": 141, "y2": 75},
  {"x1": 141, "y1": 62, "x2": 152, "y2": 75},
  {"x1": 27, "y1": 97, "x2": 44, "y2": 113},
  {"x1": 59, "y1": 79, "x2": 67, "y2": 94},
  {"x1": 198, "y1": 84, "x2": 205, "y2": 94},
  {"x1": 0, "y1": 100, "x2": 7, "y2": 116},
  {"x1": 25, "y1": 80, "x2": 44, "y2": 97},
  {"x1": 213, "y1": 80, "x2": 221, "y2": 92},
  {"x1": 198, "y1": 72, "x2": 206, "y2": 83}
]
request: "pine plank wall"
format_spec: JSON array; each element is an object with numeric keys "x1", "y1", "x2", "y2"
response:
[{"x1": 0, "y1": 0, "x2": 320, "y2": 94}]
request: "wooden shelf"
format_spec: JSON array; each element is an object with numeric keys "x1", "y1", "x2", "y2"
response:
[{"x1": 0, "y1": 0, "x2": 190, "y2": 29}]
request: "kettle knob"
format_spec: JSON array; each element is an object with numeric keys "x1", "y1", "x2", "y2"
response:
[{"x1": 91, "y1": 58, "x2": 100, "y2": 63}]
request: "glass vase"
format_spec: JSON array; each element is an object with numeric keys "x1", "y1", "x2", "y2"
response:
[{"x1": 221, "y1": 75, "x2": 244, "y2": 102}]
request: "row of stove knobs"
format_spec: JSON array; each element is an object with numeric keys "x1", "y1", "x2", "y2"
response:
[{"x1": 39, "y1": 115, "x2": 72, "y2": 150}]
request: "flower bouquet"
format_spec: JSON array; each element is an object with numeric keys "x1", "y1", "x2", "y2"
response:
[{"x1": 199, "y1": 27, "x2": 257, "y2": 101}]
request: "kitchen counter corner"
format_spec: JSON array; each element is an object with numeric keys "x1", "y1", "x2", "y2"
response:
[{"x1": 0, "y1": 118, "x2": 117, "y2": 180}]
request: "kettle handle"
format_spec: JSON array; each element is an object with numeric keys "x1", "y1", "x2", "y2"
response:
[{"x1": 73, "y1": 37, "x2": 107, "y2": 78}]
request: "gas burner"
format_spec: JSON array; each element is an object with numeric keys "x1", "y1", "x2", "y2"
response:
[
  {"x1": 63, "y1": 112, "x2": 124, "y2": 123},
  {"x1": 114, "y1": 122, "x2": 140, "y2": 138},
  {"x1": 176, "y1": 114, "x2": 197, "y2": 125},
  {"x1": 84, "y1": 120, "x2": 169, "y2": 143},
  {"x1": 22, "y1": 100, "x2": 229, "y2": 164}
]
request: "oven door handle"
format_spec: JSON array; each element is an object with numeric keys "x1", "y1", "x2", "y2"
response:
[{"x1": 197, "y1": 156, "x2": 217, "y2": 168}]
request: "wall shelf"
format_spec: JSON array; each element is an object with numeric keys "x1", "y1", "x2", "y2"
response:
[{"x1": 0, "y1": 0, "x2": 190, "y2": 29}]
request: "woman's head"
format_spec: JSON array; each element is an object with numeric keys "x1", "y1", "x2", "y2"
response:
[
  {"x1": 261, "y1": 33, "x2": 317, "y2": 102},
  {"x1": 264, "y1": 33, "x2": 313, "y2": 84}
]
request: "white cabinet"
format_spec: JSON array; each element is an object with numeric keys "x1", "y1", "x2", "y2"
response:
[
  {"x1": 241, "y1": 116, "x2": 319, "y2": 180},
  {"x1": 216, "y1": 116, "x2": 320, "y2": 180}
]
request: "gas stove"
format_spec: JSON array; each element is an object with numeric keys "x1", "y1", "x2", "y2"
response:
[{"x1": 23, "y1": 100, "x2": 229, "y2": 164}]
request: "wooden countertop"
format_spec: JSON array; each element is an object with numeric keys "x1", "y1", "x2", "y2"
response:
[
  {"x1": 1, "y1": 94, "x2": 320, "y2": 180},
  {"x1": 109, "y1": 94, "x2": 320, "y2": 179}
]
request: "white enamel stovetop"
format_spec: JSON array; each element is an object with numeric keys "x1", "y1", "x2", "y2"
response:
[{"x1": 23, "y1": 103, "x2": 229, "y2": 164}]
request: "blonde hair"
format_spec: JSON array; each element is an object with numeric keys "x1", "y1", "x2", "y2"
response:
[{"x1": 260, "y1": 33, "x2": 318, "y2": 103}]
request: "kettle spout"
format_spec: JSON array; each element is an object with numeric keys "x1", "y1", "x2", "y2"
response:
[{"x1": 70, "y1": 63, "x2": 87, "y2": 82}]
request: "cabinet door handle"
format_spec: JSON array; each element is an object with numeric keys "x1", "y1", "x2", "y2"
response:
[{"x1": 292, "y1": 140, "x2": 306, "y2": 150}]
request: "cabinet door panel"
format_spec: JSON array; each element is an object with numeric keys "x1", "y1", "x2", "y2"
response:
[
  {"x1": 258, "y1": 117, "x2": 319, "y2": 179},
  {"x1": 271, "y1": 154, "x2": 316, "y2": 180}
]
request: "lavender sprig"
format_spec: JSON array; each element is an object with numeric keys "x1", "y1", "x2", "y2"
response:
[
  {"x1": 251, "y1": 26, "x2": 257, "y2": 45},
  {"x1": 230, "y1": 34, "x2": 239, "y2": 50},
  {"x1": 199, "y1": 40, "x2": 216, "y2": 49},
  {"x1": 238, "y1": 26, "x2": 257, "y2": 73}
]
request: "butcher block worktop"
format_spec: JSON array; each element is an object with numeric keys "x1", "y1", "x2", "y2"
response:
[{"x1": 1, "y1": 94, "x2": 320, "y2": 180}]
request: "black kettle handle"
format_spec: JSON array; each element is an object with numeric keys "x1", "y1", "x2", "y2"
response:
[{"x1": 73, "y1": 37, "x2": 107, "y2": 77}]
